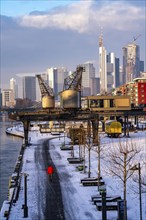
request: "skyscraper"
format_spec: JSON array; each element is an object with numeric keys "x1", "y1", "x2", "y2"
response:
[
  {"x1": 10, "y1": 78, "x2": 18, "y2": 99},
  {"x1": 106, "y1": 53, "x2": 120, "y2": 91},
  {"x1": 23, "y1": 76, "x2": 36, "y2": 101},
  {"x1": 57, "y1": 67, "x2": 68, "y2": 94},
  {"x1": 0, "y1": 88, "x2": 2, "y2": 107},
  {"x1": 99, "y1": 32, "x2": 107, "y2": 93},
  {"x1": 46, "y1": 67, "x2": 58, "y2": 96},
  {"x1": 122, "y1": 43, "x2": 141, "y2": 84}
]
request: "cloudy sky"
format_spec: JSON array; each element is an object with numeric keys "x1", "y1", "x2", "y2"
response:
[{"x1": 1, "y1": 0, "x2": 146, "y2": 90}]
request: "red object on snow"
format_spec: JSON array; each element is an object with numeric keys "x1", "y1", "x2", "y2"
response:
[{"x1": 47, "y1": 166, "x2": 54, "y2": 175}]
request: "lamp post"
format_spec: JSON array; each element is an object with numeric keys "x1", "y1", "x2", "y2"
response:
[
  {"x1": 22, "y1": 173, "x2": 29, "y2": 218},
  {"x1": 130, "y1": 163, "x2": 142, "y2": 220},
  {"x1": 87, "y1": 136, "x2": 92, "y2": 178},
  {"x1": 63, "y1": 122, "x2": 65, "y2": 146},
  {"x1": 97, "y1": 135, "x2": 101, "y2": 191},
  {"x1": 99, "y1": 185, "x2": 107, "y2": 220},
  {"x1": 64, "y1": 130, "x2": 65, "y2": 146}
]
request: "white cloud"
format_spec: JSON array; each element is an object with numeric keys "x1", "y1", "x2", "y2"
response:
[{"x1": 17, "y1": 1, "x2": 145, "y2": 33}]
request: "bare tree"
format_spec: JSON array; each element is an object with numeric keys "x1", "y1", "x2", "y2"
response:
[{"x1": 106, "y1": 139, "x2": 141, "y2": 220}]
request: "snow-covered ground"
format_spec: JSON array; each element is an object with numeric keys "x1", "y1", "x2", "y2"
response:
[{"x1": 0, "y1": 127, "x2": 146, "y2": 220}]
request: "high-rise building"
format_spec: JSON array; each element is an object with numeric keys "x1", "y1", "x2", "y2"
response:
[
  {"x1": 98, "y1": 32, "x2": 120, "y2": 93},
  {"x1": 46, "y1": 67, "x2": 68, "y2": 99},
  {"x1": 10, "y1": 78, "x2": 18, "y2": 99},
  {"x1": 106, "y1": 53, "x2": 120, "y2": 92},
  {"x1": 106, "y1": 52, "x2": 115, "y2": 92},
  {"x1": 122, "y1": 43, "x2": 143, "y2": 84},
  {"x1": 57, "y1": 67, "x2": 68, "y2": 93},
  {"x1": 99, "y1": 33, "x2": 107, "y2": 93},
  {"x1": 81, "y1": 62, "x2": 96, "y2": 96},
  {"x1": 46, "y1": 67, "x2": 58, "y2": 96},
  {"x1": 23, "y1": 76, "x2": 36, "y2": 101},
  {"x1": 0, "y1": 88, "x2": 2, "y2": 107},
  {"x1": 115, "y1": 58, "x2": 120, "y2": 87},
  {"x1": 119, "y1": 66, "x2": 124, "y2": 86},
  {"x1": 140, "y1": 61, "x2": 144, "y2": 72},
  {"x1": 90, "y1": 77, "x2": 100, "y2": 95},
  {"x1": 2, "y1": 89, "x2": 15, "y2": 107}
]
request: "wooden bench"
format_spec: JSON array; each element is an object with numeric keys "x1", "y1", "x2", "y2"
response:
[
  {"x1": 92, "y1": 196, "x2": 121, "y2": 205},
  {"x1": 91, "y1": 195, "x2": 111, "y2": 201},
  {"x1": 81, "y1": 177, "x2": 102, "y2": 183},
  {"x1": 96, "y1": 202, "x2": 118, "y2": 211},
  {"x1": 67, "y1": 158, "x2": 84, "y2": 164},
  {"x1": 60, "y1": 146, "x2": 73, "y2": 150},
  {"x1": 82, "y1": 180, "x2": 105, "y2": 186}
]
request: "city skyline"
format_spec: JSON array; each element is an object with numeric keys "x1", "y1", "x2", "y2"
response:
[{"x1": 1, "y1": 0, "x2": 146, "y2": 90}]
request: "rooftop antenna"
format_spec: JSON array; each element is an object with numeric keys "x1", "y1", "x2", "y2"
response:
[{"x1": 99, "y1": 26, "x2": 103, "y2": 47}]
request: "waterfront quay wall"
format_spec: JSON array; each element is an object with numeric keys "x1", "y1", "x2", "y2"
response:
[{"x1": 0, "y1": 143, "x2": 26, "y2": 219}]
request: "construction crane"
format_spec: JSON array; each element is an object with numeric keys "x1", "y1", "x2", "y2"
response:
[
  {"x1": 132, "y1": 34, "x2": 141, "y2": 44},
  {"x1": 63, "y1": 65, "x2": 84, "y2": 91},
  {"x1": 36, "y1": 74, "x2": 55, "y2": 109}
]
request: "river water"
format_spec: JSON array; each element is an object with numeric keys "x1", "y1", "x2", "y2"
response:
[{"x1": 0, "y1": 114, "x2": 23, "y2": 209}]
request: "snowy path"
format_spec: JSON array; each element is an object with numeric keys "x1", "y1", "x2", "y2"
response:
[{"x1": 1, "y1": 130, "x2": 146, "y2": 220}]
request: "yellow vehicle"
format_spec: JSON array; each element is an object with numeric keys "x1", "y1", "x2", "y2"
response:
[{"x1": 105, "y1": 120, "x2": 122, "y2": 137}]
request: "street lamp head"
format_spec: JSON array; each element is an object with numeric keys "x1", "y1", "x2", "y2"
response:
[{"x1": 130, "y1": 164, "x2": 139, "y2": 171}]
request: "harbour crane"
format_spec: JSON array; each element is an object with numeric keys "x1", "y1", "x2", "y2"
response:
[
  {"x1": 36, "y1": 74, "x2": 55, "y2": 109},
  {"x1": 63, "y1": 65, "x2": 84, "y2": 91},
  {"x1": 60, "y1": 65, "x2": 85, "y2": 109},
  {"x1": 36, "y1": 74, "x2": 54, "y2": 97}
]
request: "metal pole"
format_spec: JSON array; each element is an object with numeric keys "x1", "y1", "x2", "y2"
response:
[
  {"x1": 88, "y1": 138, "x2": 91, "y2": 178},
  {"x1": 138, "y1": 163, "x2": 142, "y2": 220},
  {"x1": 24, "y1": 174, "x2": 28, "y2": 218},
  {"x1": 64, "y1": 127, "x2": 65, "y2": 146},
  {"x1": 98, "y1": 141, "x2": 100, "y2": 191},
  {"x1": 102, "y1": 191, "x2": 107, "y2": 220}
]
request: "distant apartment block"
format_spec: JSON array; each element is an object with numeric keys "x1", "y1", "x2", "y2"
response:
[
  {"x1": 117, "y1": 77, "x2": 146, "y2": 107},
  {"x1": 2, "y1": 89, "x2": 15, "y2": 107},
  {"x1": 140, "y1": 71, "x2": 146, "y2": 78}
]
